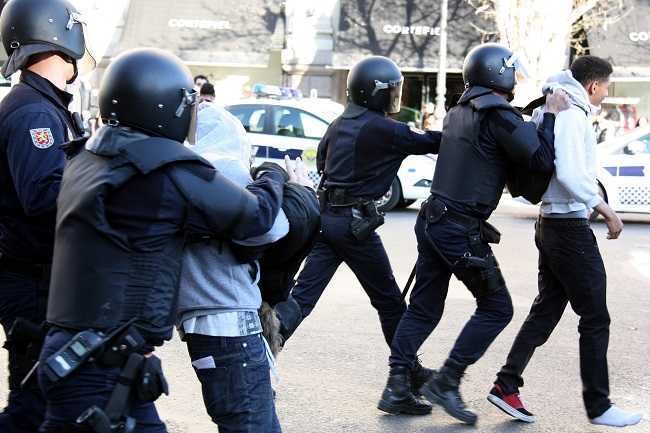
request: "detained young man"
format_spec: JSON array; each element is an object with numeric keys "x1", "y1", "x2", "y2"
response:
[{"x1": 487, "y1": 56, "x2": 642, "y2": 428}]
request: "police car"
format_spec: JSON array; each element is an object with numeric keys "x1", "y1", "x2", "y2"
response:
[
  {"x1": 594, "y1": 125, "x2": 650, "y2": 218},
  {"x1": 225, "y1": 95, "x2": 435, "y2": 211}
]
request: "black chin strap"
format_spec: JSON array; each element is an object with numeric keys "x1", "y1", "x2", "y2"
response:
[{"x1": 66, "y1": 58, "x2": 78, "y2": 84}]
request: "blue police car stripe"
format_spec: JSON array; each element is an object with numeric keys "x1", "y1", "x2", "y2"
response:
[
  {"x1": 604, "y1": 166, "x2": 617, "y2": 176},
  {"x1": 619, "y1": 166, "x2": 645, "y2": 177}
]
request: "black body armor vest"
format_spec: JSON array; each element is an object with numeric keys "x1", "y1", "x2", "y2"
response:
[
  {"x1": 47, "y1": 135, "x2": 211, "y2": 340},
  {"x1": 430, "y1": 88, "x2": 522, "y2": 213}
]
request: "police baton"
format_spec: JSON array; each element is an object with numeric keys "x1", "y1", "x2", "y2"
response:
[{"x1": 401, "y1": 263, "x2": 417, "y2": 301}]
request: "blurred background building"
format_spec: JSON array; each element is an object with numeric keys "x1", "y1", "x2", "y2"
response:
[{"x1": 1, "y1": 0, "x2": 650, "y2": 131}]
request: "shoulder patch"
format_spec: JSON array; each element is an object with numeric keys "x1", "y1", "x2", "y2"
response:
[{"x1": 30, "y1": 128, "x2": 55, "y2": 149}]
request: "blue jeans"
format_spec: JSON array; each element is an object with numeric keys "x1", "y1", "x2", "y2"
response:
[
  {"x1": 291, "y1": 206, "x2": 406, "y2": 346},
  {"x1": 390, "y1": 204, "x2": 513, "y2": 370},
  {"x1": 185, "y1": 333, "x2": 281, "y2": 433},
  {"x1": 0, "y1": 269, "x2": 48, "y2": 433},
  {"x1": 37, "y1": 328, "x2": 167, "y2": 433}
]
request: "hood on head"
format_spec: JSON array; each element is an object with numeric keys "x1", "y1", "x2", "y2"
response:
[
  {"x1": 193, "y1": 102, "x2": 252, "y2": 165},
  {"x1": 542, "y1": 70, "x2": 598, "y2": 114}
]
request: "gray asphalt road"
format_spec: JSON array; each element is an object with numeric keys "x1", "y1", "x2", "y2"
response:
[{"x1": 2, "y1": 200, "x2": 649, "y2": 432}]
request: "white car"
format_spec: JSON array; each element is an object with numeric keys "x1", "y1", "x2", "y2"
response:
[
  {"x1": 595, "y1": 125, "x2": 650, "y2": 216},
  {"x1": 224, "y1": 98, "x2": 435, "y2": 211}
]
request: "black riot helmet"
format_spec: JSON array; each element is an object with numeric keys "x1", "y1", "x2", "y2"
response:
[
  {"x1": 347, "y1": 56, "x2": 403, "y2": 114},
  {"x1": 99, "y1": 48, "x2": 199, "y2": 144},
  {"x1": 462, "y1": 43, "x2": 529, "y2": 93},
  {"x1": 0, "y1": 0, "x2": 95, "y2": 78}
]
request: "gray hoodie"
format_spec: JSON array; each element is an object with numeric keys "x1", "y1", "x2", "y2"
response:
[
  {"x1": 177, "y1": 103, "x2": 289, "y2": 337},
  {"x1": 534, "y1": 70, "x2": 602, "y2": 217}
]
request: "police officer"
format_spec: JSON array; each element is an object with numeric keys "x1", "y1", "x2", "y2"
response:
[
  {"x1": 0, "y1": 1, "x2": 92, "y2": 431},
  {"x1": 274, "y1": 56, "x2": 441, "y2": 410},
  {"x1": 36, "y1": 48, "x2": 287, "y2": 432},
  {"x1": 379, "y1": 43, "x2": 570, "y2": 424}
]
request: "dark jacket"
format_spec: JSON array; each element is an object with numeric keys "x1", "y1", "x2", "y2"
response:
[
  {"x1": 47, "y1": 126, "x2": 285, "y2": 345},
  {"x1": 317, "y1": 104, "x2": 441, "y2": 200},
  {"x1": 430, "y1": 86, "x2": 556, "y2": 219},
  {"x1": 0, "y1": 70, "x2": 80, "y2": 263}
]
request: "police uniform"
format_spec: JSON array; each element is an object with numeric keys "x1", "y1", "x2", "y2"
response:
[
  {"x1": 0, "y1": 69, "x2": 82, "y2": 433},
  {"x1": 284, "y1": 104, "x2": 440, "y2": 346},
  {"x1": 0, "y1": 0, "x2": 93, "y2": 430},
  {"x1": 382, "y1": 44, "x2": 558, "y2": 424},
  {"x1": 36, "y1": 48, "x2": 287, "y2": 432}
]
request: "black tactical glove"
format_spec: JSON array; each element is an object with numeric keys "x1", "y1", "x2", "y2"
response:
[
  {"x1": 137, "y1": 355, "x2": 169, "y2": 402},
  {"x1": 251, "y1": 162, "x2": 289, "y2": 182}
]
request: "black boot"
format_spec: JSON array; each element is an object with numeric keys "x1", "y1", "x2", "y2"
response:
[
  {"x1": 378, "y1": 366, "x2": 432, "y2": 415},
  {"x1": 420, "y1": 363, "x2": 477, "y2": 425},
  {"x1": 410, "y1": 358, "x2": 435, "y2": 395}
]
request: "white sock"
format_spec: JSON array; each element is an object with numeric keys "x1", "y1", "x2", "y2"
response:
[{"x1": 590, "y1": 405, "x2": 643, "y2": 427}]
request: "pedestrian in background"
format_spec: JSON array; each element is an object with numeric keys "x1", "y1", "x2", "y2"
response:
[{"x1": 199, "y1": 82, "x2": 216, "y2": 103}]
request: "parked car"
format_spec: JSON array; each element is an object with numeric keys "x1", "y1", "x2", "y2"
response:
[
  {"x1": 224, "y1": 98, "x2": 435, "y2": 211},
  {"x1": 593, "y1": 125, "x2": 650, "y2": 218}
]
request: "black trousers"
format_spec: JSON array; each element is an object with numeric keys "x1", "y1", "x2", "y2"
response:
[
  {"x1": 496, "y1": 218, "x2": 611, "y2": 419},
  {"x1": 291, "y1": 205, "x2": 406, "y2": 346},
  {"x1": 390, "y1": 204, "x2": 513, "y2": 370},
  {"x1": 0, "y1": 268, "x2": 48, "y2": 433}
]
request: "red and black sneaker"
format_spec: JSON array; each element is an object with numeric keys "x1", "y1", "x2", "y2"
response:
[{"x1": 487, "y1": 384, "x2": 536, "y2": 423}]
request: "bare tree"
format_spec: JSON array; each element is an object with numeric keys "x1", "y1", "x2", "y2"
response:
[
  {"x1": 337, "y1": 0, "x2": 487, "y2": 69},
  {"x1": 468, "y1": 0, "x2": 629, "y2": 102}
]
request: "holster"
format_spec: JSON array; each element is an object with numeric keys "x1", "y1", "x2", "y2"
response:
[
  {"x1": 349, "y1": 201, "x2": 385, "y2": 241},
  {"x1": 421, "y1": 197, "x2": 505, "y2": 297}
]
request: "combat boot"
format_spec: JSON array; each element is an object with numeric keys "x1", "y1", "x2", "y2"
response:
[
  {"x1": 420, "y1": 363, "x2": 477, "y2": 425},
  {"x1": 378, "y1": 366, "x2": 432, "y2": 415},
  {"x1": 410, "y1": 358, "x2": 435, "y2": 395}
]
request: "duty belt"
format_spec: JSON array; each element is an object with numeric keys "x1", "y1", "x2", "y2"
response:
[{"x1": 326, "y1": 188, "x2": 371, "y2": 207}]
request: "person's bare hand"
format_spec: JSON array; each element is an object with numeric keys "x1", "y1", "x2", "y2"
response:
[
  {"x1": 545, "y1": 89, "x2": 570, "y2": 114},
  {"x1": 285, "y1": 156, "x2": 313, "y2": 188},
  {"x1": 595, "y1": 201, "x2": 624, "y2": 239},
  {"x1": 604, "y1": 213, "x2": 624, "y2": 239}
]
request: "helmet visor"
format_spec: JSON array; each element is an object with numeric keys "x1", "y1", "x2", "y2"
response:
[
  {"x1": 67, "y1": 12, "x2": 96, "y2": 75},
  {"x1": 176, "y1": 88, "x2": 199, "y2": 145},
  {"x1": 387, "y1": 80, "x2": 403, "y2": 114},
  {"x1": 373, "y1": 77, "x2": 403, "y2": 114},
  {"x1": 503, "y1": 53, "x2": 530, "y2": 84}
]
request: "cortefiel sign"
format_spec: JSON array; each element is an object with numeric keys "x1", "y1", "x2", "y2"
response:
[
  {"x1": 167, "y1": 19, "x2": 231, "y2": 30},
  {"x1": 382, "y1": 24, "x2": 441, "y2": 36},
  {"x1": 629, "y1": 31, "x2": 650, "y2": 42}
]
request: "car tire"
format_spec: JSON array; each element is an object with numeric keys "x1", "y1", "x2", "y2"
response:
[
  {"x1": 589, "y1": 183, "x2": 607, "y2": 222},
  {"x1": 397, "y1": 199, "x2": 416, "y2": 209},
  {"x1": 377, "y1": 178, "x2": 402, "y2": 212}
]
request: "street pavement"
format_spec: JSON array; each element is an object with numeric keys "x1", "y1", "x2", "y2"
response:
[{"x1": 2, "y1": 199, "x2": 649, "y2": 432}]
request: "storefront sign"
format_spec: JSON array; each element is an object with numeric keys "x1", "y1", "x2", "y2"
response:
[
  {"x1": 382, "y1": 24, "x2": 440, "y2": 36},
  {"x1": 167, "y1": 18, "x2": 231, "y2": 30},
  {"x1": 629, "y1": 31, "x2": 650, "y2": 42}
]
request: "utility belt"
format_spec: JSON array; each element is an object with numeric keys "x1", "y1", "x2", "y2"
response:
[
  {"x1": 422, "y1": 197, "x2": 505, "y2": 297},
  {"x1": 0, "y1": 253, "x2": 51, "y2": 278},
  {"x1": 322, "y1": 188, "x2": 385, "y2": 241},
  {"x1": 43, "y1": 322, "x2": 168, "y2": 433}
]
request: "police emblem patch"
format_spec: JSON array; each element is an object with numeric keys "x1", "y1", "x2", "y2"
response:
[{"x1": 30, "y1": 128, "x2": 54, "y2": 149}]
